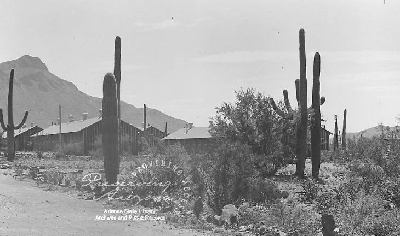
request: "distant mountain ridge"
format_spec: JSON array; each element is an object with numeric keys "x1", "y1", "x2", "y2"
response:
[
  {"x1": 0, "y1": 55, "x2": 187, "y2": 133},
  {"x1": 346, "y1": 125, "x2": 400, "y2": 140}
]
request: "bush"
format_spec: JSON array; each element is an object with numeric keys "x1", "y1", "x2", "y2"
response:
[
  {"x1": 347, "y1": 159, "x2": 385, "y2": 194},
  {"x1": 210, "y1": 88, "x2": 296, "y2": 178},
  {"x1": 238, "y1": 201, "x2": 320, "y2": 235},
  {"x1": 380, "y1": 178, "x2": 400, "y2": 208},
  {"x1": 61, "y1": 142, "x2": 84, "y2": 156},
  {"x1": 361, "y1": 210, "x2": 400, "y2": 236},
  {"x1": 298, "y1": 179, "x2": 321, "y2": 203},
  {"x1": 201, "y1": 141, "x2": 257, "y2": 215},
  {"x1": 335, "y1": 191, "x2": 400, "y2": 235}
]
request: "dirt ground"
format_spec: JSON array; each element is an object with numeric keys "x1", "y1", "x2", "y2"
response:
[{"x1": 0, "y1": 169, "x2": 212, "y2": 236}]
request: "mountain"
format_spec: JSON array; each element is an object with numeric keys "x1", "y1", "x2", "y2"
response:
[
  {"x1": 346, "y1": 125, "x2": 400, "y2": 140},
  {"x1": 0, "y1": 55, "x2": 187, "y2": 132}
]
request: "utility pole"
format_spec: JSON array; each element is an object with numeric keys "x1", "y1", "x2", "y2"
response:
[{"x1": 59, "y1": 105, "x2": 62, "y2": 149}]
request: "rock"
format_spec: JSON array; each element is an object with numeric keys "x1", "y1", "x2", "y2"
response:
[{"x1": 221, "y1": 204, "x2": 239, "y2": 226}]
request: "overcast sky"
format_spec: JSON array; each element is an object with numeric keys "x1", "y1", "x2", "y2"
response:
[{"x1": 0, "y1": 0, "x2": 399, "y2": 133}]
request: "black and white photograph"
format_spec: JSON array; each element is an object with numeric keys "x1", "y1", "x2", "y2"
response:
[{"x1": 0, "y1": 0, "x2": 399, "y2": 235}]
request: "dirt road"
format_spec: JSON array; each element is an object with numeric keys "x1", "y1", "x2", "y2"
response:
[{"x1": 0, "y1": 169, "x2": 212, "y2": 236}]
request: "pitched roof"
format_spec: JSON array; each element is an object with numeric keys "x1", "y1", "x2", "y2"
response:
[
  {"x1": 32, "y1": 117, "x2": 101, "y2": 137},
  {"x1": 162, "y1": 127, "x2": 211, "y2": 140},
  {"x1": 2, "y1": 126, "x2": 42, "y2": 139}
]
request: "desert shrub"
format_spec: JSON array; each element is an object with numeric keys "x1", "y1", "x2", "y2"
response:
[
  {"x1": 186, "y1": 140, "x2": 286, "y2": 215},
  {"x1": 379, "y1": 178, "x2": 400, "y2": 208},
  {"x1": 361, "y1": 210, "x2": 400, "y2": 236},
  {"x1": 315, "y1": 190, "x2": 339, "y2": 214},
  {"x1": 335, "y1": 191, "x2": 399, "y2": 235},
  {"x1": 200, "y1": 141, "x2": 258, "y2": 215},
  {"x1": 237, "y1": 201, "x2": 320, "y2": 235},
  {"x1": 272, "y1": 201, "x2": 320, "y2": 235},
  {"x1": 61, "y1": 142, "x2": 84, "y2": 156},
  {"x1": 344, "y1": 133, "x2": 400, "y2": 177},
  {"x1": 298, "y1": 179, "x2": 321, "y2": 203},
  {"x1": 347, "y1": 159, "x2": 385, "y2": 194},
  {"x1": 210, "y1": 88, "x2": 296, "y2": 177},
  {"x1": 185, "y1": 154, "x2": 206, "y2": 199},
  {"x1": 36, "y1": 150, "x2": 44, "y2": 159},
  {"x1": 320, "y1": 150, "x2": 331, "y2": 163},
  {"x1": 247, "y1": 177, "x2": 280, "y2": 203}
]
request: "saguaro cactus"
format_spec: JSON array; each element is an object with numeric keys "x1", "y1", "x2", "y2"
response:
[
  {"x1": 342, "y1": 109, "x2": 347, "y2": 150},
  {"x1": 0, "y1": 69, "x2": 28, "y2": 161},
  {"x1": 297, "y1": 28, "x2": 308, "y2": 178},
  {"x1": 311, "y1": 52, "x2": 321, "y2": 179},
  {"x1": 114, "y1": 36, "x2": 122, "y2": 156},
  {"x1": 270, "y1": 29, "x2": 326, "y2": 178},
  {"x1": 334, "y1": 115, "x2": 339, "y2": 151},
  {"x1": 102, "y1": 73, "x2": 119, "y2": 184}
]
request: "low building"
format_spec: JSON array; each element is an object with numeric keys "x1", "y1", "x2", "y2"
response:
[
  {"x1": 321, "y1": 125, "x2": 332, "y2": 151},
  {"x1": 1, "y1": 125, "x2": 43, "y2": 151},
  {"x1": 307, "y1": 125, "x2": 332, "y2": 156},
  {"x1": 32, "y1": 113, "x2": 141, "y2": 155},
  {"x1": 141, "y1": 125, "x2": 167, "y2": 147},
  {"x1": 162, "y1": 124, "x2": 214, "y2": 154}
]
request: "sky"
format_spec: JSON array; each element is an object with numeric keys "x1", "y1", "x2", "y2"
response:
[{"x1": 0, "y1": 0, "x2": 399, "y2": 133}]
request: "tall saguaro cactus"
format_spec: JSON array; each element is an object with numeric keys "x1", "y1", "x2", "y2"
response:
[
  {"x1": 297, "y1": 28, "x2": 308, "y2": 178},
  {"x1": 334, "y1": 115, "x2": 339, "y2": 151},
  {"x1": 0, "y1": 69, "x2": 28, "y2": 161},
  {"x1": 114, "y1": 36, "x2": 122, "y2": 156},
  {"x1": 311, "y1": 52, "x2": 321, "y2": 179},
  {"x1": 102, "y1": 73, "x2": 119, "y2": 184},
  {"x1": 342, "y1": 109, "x2": 347, "y2": 150},
  {"x1": 270, "y1": 29, "x2": 325, "y2": 178}
]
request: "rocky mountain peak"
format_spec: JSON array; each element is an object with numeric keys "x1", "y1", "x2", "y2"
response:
[{"x1": 0, "y1": 55, "x2": 48, "y2": 73}]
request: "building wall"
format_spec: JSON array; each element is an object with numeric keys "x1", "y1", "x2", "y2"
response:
[
  {"x1": 33, "y1": 120, "x2": 142, "y2": 155},
  {"x1": 81, "y1": 120, "x2": 142, "y2": 155},
  {"x1": 321, "y1": 128, "x2": 331, "y2": 151},
  {"x1": 120, "y1": 121, "x2": 141, "y2": 155},
  {"x1": 32, "y1": 132, "x2": 84, "y2": 153},
  {"x1": 14, "y1": 126, "x2": 43, "y2": 151},
  {"x1": 143, "y1": 126, "x2": 166, "y2": 147}
]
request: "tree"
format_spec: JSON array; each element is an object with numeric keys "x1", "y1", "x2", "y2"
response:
[{"x1": 210, "y1": 88, "x2": 296, "y2": 177}]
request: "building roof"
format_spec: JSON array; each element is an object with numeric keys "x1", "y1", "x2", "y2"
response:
[
  {"x1": 2, "y1": 126, "x2": 42, "y2": 139},
  {"x1": 321, "y1": 126, "x2": 333, "y2": 135},
  {"x1": 32, "y1": 117, "x2": 102, "y2": 137},
  {"x1": 162, "y1": 127, "x2": 211, "y2": 140}
]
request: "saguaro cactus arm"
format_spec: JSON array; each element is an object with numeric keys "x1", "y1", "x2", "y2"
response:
[
  {"x1": 14, "y1": 111, "x2": 29, "y2": 129},
  {"x1": 270, "y1": 91, "x2": 294, "y2": 120},
  {"x1": 321, "y1": 97, "x2": 325, "y2": 105},
  {"x1": 342, "y1": 109, "x2": 347, "y2": 149},
  {"x1": 0, "y1": 109, "x2": 7, "y2": 131},
  {"x1": 283, "y1": 90, "x2": 293, "y2": 113},
  {"x1": 295, "y1": 79, "x2": 300, "y2": 103}
]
